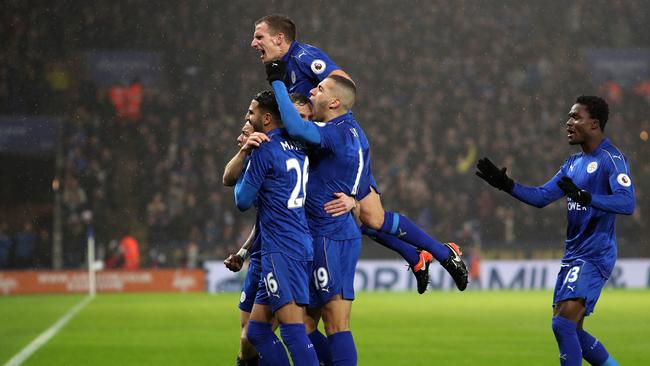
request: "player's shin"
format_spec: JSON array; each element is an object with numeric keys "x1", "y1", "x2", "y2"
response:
[
  {"x1": 379, "y1": 211, "x2": 450, "y2": 261},
  {"x1": 309, "y1": 329, "x2": 334, "y2": 365},
  {"x1": 551, "y1": 316, "x2": 582, "y2": 366},
  {"x1": 246, "y1": 320, "x2": 291, "y2": 366},
  {"x1": 576, "y1": 329, "x2": 619, "y2": 366},
  {"x1": 327, "y1": 331, "x2": 357, "y2": 366},
  {"x1": 361, "y1": 225, "x2": 420, "y2": 266},
  {"x1": 279, "y1": 323, "x2": 319, "y2": 366}
]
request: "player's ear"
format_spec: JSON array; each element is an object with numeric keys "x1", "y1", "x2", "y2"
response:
[
  {"x1": 275, "y1": 32, "x2": 284, "y2": 46},
  {"x1": 591, "y1": 119, "x2": 600, "y2": 131},
  {"x1": 330, "y1": 98, "x2": 341, "y2": 110}
]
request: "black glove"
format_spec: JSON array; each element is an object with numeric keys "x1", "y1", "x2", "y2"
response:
[
  {"x1": 557, "y1": 176, "x2": 591, "y2": 205},
  {"x1": 264, "y1": 60, "x2": 287, "y2": 83},
  {"x1": 475, "y1": 157, "x2": 515, "y2": 193}
]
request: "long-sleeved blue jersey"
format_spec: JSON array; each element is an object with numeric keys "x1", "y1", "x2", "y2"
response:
[{"x1": 511, "y1": 138, "x2": 635, "y2": 276}]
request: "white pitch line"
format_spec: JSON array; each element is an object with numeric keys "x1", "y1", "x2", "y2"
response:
[{"x1": 4, "y1": 295, "x2": 94, "y2": 366}]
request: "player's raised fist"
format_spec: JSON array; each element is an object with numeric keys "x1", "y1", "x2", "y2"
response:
[
  {"x1": 265, "y1": 60, "x2": 287, "y2": 83},
  {"x1": 223, "y1": 253, "x2": 244, "y2": 272}
]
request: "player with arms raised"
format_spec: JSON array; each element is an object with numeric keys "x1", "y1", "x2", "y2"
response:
[{"x1": 476, "y1": 96, "x2": 633, "y2": 366}]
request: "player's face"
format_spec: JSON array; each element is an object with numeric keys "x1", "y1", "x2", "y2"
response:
[
  {"x1": 566, "y1": 103, "x2": 594, "y2": 145},
  {"x1": 245, "y1": 100, "x2": 264, "y2": 132},
  {"x1": 309, "y1": 79, "x2": 334, "y2": 121},
  {"x1": 251, "y1": 22, "x2": 283, "y2": 62},
  {"x1": 236, "y1": 121, "x2": 254, "y2": 147},
  {"x1": 293, "y1": 102, "x2": 313, "y2": 121}
]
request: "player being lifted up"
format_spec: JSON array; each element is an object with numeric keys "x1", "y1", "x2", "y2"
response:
[
  {"x1": 234, "y1": 90, "x2": 318, "y2": 365},
  {"x1": 253, "y1": 14, "x2": 468, "y2": 293},
  {"x1": 476, "y1": 96, "x2": 633, "y2": 366}
]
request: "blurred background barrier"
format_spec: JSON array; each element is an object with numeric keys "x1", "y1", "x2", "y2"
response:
[
  {"x1": 0, "y1": 269, "x2": 204, "y2": 295},
  {"x1": 205, "y1": 259, "x2": 650, "y2": 293}
]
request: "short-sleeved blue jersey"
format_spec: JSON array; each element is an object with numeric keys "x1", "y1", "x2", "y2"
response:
[
  {"x1": 305, "y1": 113, "x2": 365, "y2": 240},
  {"x1": 241, "y1": 128, "x2": 313, "y2": 261},
  {"x1": 511, "y1": 138, "x2": 635, "y2": 276},
  {"x1": 282, "y1": 41, "x2": 340, "y2": 97}
]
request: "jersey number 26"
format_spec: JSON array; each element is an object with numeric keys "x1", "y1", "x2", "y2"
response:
[{"x1": 286, "y1": 157, "x2": 309, "y2": 209}]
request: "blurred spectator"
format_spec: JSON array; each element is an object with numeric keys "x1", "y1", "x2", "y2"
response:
[
  {"x1": 14, "y1": 221, "x2": 36, "y2": 269},
  {"x1": 0, "y1": 222, "x2": 12, "y2": 268}
]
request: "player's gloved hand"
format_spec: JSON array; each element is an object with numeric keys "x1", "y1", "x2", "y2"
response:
[
  {"x1": 557, "y1": 176, "x2": 592, "y2": 205},
  {"x1": 265, "y1": 60, "x2": 287, "y2": 83},
  {"x1": 475, "y1": 157, "x2": 514, "y2": 193}
]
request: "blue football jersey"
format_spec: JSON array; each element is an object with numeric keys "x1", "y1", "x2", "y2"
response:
[
  {"x1": 282, "y1": 41, "x2": 340, "y2": 97},
  {"x1": 305, "y1": 113, "x2": 365, "y2": 240},
  {"x1": 241, "y1": 128, "x2": 313, "y2": 261},
  {"x1": 511, "y1": 138, "x2": 635, "y2": 276}
]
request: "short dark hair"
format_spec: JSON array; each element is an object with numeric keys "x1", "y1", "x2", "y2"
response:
[
  {"x1": 576, "y1": 95, "x2": 609, "y2": 131},
  {"x1": 289, "y1": 92, "x2": 310, "y2": 106},
  {"x1": 328, "y1": 75, "x2": 357, "y2": 109},
  {"x1": 253, "y1": 90, "x2": 280, "y2": 122},
  {"x1": 255, "y1": 15, "x2": 296, "y2": 42}
]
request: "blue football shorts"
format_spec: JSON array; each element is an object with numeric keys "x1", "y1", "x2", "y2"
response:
[
  {"x1": 552, "y1": 259, "x2": 609, "y2": 316},
  {"x1": 238, "y1": 257, "x2": 262, "y2": 313},
  {"x1": 356, "y1": 167, "x2": 380, "y2": 201},
  {"x1": 310, "y1": 236, "x2": 361, "y2": 307},
  {"x1": 254, "y1": 252, "x2": 312, "y2": 313}
]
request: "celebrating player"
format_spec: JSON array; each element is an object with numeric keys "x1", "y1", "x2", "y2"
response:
[
  {"x1": 223, "y1": 94, "x2": 317, "y2": 366},
  {"x1": 476, "y1": 96, "x2": 634, "y2": 366},
  {"x1": 234, "y1": 90, "x2": 318, "y2": 365},
  {"x1": 253, "y1": 14, "x2": 468, "y2": 293}
]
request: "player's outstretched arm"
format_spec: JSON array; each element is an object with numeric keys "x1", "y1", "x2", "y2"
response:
[
  {"x1": 223, "y1": 224, "x2": 256, "y2": 272},
  {"x1": 476, "y1": 157, "x2": 564, "y2": 208},
  {"x1": 265, "y1": 61, "x2": 321, "y2": 145}
]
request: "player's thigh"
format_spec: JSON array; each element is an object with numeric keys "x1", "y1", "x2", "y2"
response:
[
  {"x1": 240, "y1": 310, "x2": 251, "y2": 329},
  {"x1": 359, "y1": 187, "x2": 385, "y2": 230},
  {"x1": 275, "y1": 301, "x2": 306, "y2": 324},
  {"x1": 553, "y1": 299, "x2": 586, "y2": 323},
  {"x1": 321, "y1": 295, "x2": 352, "y2": 334}
]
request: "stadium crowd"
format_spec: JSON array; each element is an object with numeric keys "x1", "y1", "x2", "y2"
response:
[{"x1": 0, "y1": 0, "x2": 647, "y2": 268}]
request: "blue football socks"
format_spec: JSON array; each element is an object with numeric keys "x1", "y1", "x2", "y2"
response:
[
  {"x1": 280, "y1": 323, "x2": 319, "y2": 366},
  {"x1": 361, "y1": 225, "x2": 420, "y2": 267},
  {"x1": 379, "y1": 211, "x2": 450, "y2": 261},
  {"x1": 551, "y1": 316, "x2": 582, "y2": 366},
  {"x1": 577, "y1": 328, "x2": 619, "y2": 366},
  {"x1": 328, "y1": 331, "x2": 357, "y2": 366},
  {"x1": 246, "y1": 320, "x2": 290, "y2": 366},
  {"x1": 309, "y1": 329, "x2": 333, "y2": 365}
]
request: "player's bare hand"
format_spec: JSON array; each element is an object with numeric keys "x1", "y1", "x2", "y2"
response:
[
  {"x1": 224, "y1": 254, "x2": 244, "y2": 272},
  {"x1": 324, "y1": 192, "x2": 357, "y2": 217},
  {"x1": 241, "y1": 132, "x2": 270, "y2": 153}
]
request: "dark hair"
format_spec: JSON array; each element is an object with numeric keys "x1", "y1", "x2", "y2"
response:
[
  {"x1": 255, "y1": 15, "x2": 296, "y2": 42},
  {"x1": 253, "y1": 90, "x2": 280, "y2": 122},
  {"x1": 576, "y1": 95, "x2": 609, "y2": 131},
  {"x1": 289, "y1": 92, "x2": 310, "y2": 106}
]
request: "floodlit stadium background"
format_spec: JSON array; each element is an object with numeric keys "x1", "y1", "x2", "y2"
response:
[{"x1": 0, "y1": 1, "x2": 648, "y2": 365}]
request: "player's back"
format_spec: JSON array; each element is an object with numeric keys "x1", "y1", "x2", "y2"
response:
[
  {"x1": 305, "y1": 113, "x2": 364, "y2": 240},
  {"x1": 283, "y1": 41, "x2": 340, "y2": 97},
  {"x1": 562, "y1": 138, "x2": 634, "y2": 275},
  {"x1": 244, "y1": 128, "x2": 313, "y2": 261}
]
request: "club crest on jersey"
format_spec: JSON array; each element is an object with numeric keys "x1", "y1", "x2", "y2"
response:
[
  {"x1": 240, "y1": 291, "x2": 246, "y2": 303},
  {"x1": 586, "y1": 162, "x2": 598, "y2": 173},
  {"x1": 291, "y1": 71, "x2": 296, "y2": 85},
  {"x1": 617, "y1": 173, "x2": 631, "y2": 187},
  {"x1": 311, "y1": 59, "x2": 326, "y2": 75}
]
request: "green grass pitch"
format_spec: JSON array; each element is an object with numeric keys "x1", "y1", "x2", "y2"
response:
[{"x1": 2, "y1": 290, "x2": 649, "y2": 365}]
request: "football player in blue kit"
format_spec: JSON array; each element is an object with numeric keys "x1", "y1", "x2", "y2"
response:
[
  {"x1": 252, "y1": 14, "x2": 468, "y2": 294},
  {"x1": 476, "y1": 96, "x2": 634, "y2": 366},
  {"x1": 234, "y1": 90, "x2": 318, "y2": 366},
  {"x1": 223, "y1": 94, "x2": 315, "y2": 366}
]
